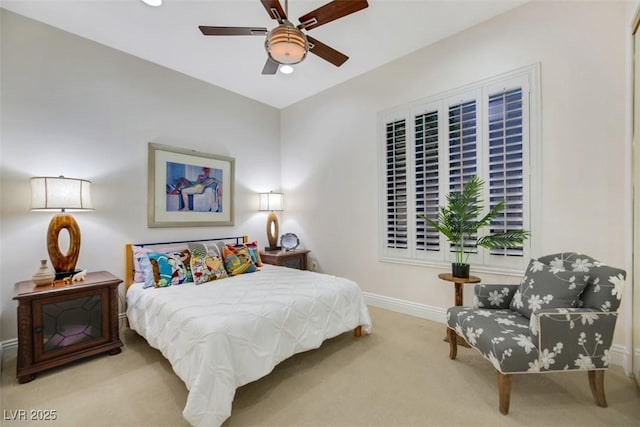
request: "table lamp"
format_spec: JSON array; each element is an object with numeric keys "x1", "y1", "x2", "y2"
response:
[
  {"x1": 259, "y1": 192, "x2": 283, "y2": 251},
  {"x1": 30, "y1": 176, "x2": 94, "y2": 279}
]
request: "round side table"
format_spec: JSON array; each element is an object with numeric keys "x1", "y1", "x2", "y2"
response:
[{"x1": 438, "y1": 273, "x2": 481, "y2": 307}]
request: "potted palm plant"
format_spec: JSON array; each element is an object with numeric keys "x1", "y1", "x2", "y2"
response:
[{"x1": 418, "y1": 176, "x2": 529, "y2": 278}]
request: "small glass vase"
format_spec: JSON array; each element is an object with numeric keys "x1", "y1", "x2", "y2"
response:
[{"x1": 32, "y1": 259, "x2": 55, "y2": 286}]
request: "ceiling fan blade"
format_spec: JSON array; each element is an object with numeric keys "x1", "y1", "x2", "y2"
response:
[
  {"x1": 298, "y1": 0, "x2": 368, "y2": 31},
  {"x1": 307, "y1": 36, "x2": 348, "y2": 67},
  {"x1": 260, "y1": 0, "x2": 287, "y2": 21},
  {"x1": 262, "y1": 58, "x2": 279, "y2": 75},
  {"x1": 199, "y1": 26, "x2": 268, "y2": 36}
]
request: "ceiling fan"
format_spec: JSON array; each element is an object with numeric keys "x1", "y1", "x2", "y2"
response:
[{"x1": 199, "y1": 0, "x2": 369, "y2": 75}]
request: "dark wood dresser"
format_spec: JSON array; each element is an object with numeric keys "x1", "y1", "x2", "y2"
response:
[{"x1": 260, "y1": 249, "x2": 310, "y2": 270}]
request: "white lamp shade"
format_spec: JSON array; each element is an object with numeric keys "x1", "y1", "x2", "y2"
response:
[
  {"x1": 30, "y1": 176, "x2": 94, "y2": 211},
  {"x1": 259, "y1": 192, "x2": 283, "y2": 211}
]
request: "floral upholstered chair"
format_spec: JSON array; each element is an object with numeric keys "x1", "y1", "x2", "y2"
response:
[{"x1": 446, "y1": 252, "x2": 626, "y2": 414}]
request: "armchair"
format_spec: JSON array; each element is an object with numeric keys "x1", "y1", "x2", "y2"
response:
[{"x1": 446, "y1": 252, "x2": 626, "y2": 414}]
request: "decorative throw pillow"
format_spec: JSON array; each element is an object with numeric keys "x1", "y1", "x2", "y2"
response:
[
  {"x1": 206, "y1": 241, "x2": 226, "y2": 259},
  {"x1": 147, "y1": 252, "x2": 177, "y2": 287},
  {"x1": 188, "y1": 242, "x2": 228, "y2": 285},
  {"x1": 245, "y1": 241, "x2": 263, "y2": 267},
  {"x1": 132, "y1": 244, "x2": 189, "y2": 284},
  {"x1": 222, "y1": 245, "x2": 257, "y2": 276},
  {"x1": 510, "y1": 258, "x2": 589, "y2": 318},
  {"x1": 168, "y1": 249, "x2": 193, "y2": 283},
  {"x1": 137, "y1": 255, "x2": 157, "y2": 289}
]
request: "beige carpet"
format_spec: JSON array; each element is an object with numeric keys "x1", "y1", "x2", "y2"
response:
[{"x1": 1, "y1": 307, "x2": 639, "y2": 427}]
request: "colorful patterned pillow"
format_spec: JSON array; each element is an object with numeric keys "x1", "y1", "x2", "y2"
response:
[
  {"x1": 147, "y1": 252, "x2": 176, "y2": 287},
  {"x1": 245, "y1": 241, "x2": 263, "y2": 267},
  {"x1": 188, "y1": 242, "x2": 228, "y2": 285},
  {"x1": 132, "y1": 244, "x2": 188, "y2": 283},
  {"x1": 510, "y1": 258, "x2": 589, "y2": 318},
  {"x1": 222, "y1": 245, "x2": 257, "y2": 276},
  {"x1": 206, "y1": 241, "x2": 226, "y2": 258},
  {"x1": 168, "y1": 249, "x2": 193, "y2": 283}
]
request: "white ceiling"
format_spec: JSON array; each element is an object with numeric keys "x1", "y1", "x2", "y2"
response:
[{"x1": 1, "y1": 0, "x2": 528, "y2": 108}]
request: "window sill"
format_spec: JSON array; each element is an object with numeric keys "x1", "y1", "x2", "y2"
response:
[{"x1": 379, "y1": 256, "x2": 526, "y2": 278}]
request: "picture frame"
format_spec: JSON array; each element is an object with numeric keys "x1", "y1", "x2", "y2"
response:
[{"x1": 148, "y1": 142, "x2": 235, "y2": 227}]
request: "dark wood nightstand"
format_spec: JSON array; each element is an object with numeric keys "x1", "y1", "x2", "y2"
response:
[
  {"x1": 13, "y1": 271, "x2": 123, "y2": 383},
  {"x1": 260, "y1": 249, "x2": 310, "y2": 270}
]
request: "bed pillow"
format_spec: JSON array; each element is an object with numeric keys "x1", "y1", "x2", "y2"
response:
[
  {"x1": 510, "y1": 258, "x2": 588, "y2": 318},
  {"x1": 206, "y1": 241, "x2": 226, "y2": 259},
  {"x1": 147, "y1": 252, "x2": 176, "y2": 287},
  {"x1": 132, "y1": 244, "x2": 188, "y2": 283},
  {"x1": 245, "y1": 241, "x2": 263, "y2": 267},
  {"x1": 137, "y1": 255, "x2": 157, "y2": 289},
  {"x1": 132, "y1": 245, "x2": 151, "y2": 283},
  {"x1": 188, "y1": 242, "x2": 228, "y2": 285},
  {"x1": 223, "y1": 245, "x2": 257, "y2": 276},
  {"x1": 168, "y1": 249, "x2": 193, "y2": 283}
]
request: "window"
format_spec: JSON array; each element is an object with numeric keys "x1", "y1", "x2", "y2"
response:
[
  {"x1": 385, "y1": 119, "x2": 408, "y2": 249},
  {"x1": 378, "y1": 65, "x2": 539, "y2": 273}
]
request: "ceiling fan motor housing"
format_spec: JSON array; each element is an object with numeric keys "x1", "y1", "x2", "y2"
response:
[{"x1": 265, "y1": 22, "x2": 308, "y2": 65}]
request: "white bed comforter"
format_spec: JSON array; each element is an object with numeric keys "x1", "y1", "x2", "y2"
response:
[{"x1": 126, "y1": 264, "x2": 372, "y2": 426}]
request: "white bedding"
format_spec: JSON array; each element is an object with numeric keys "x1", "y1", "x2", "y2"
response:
[{"x1": 126, "y1": 264, "x2": 372, "y2": 426}]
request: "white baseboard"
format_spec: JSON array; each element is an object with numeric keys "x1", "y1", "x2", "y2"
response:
[
  {"x1": 609, "y1": 344, "x2": 628, "y2": 371},
  {"x1": 1, "y1": 338, "x2": 18, "y2": 352},
  {"x1": 363, "y1": 291, "x2": 630, "y2": 370},
  {"x1": 363, "y1": 291, "x2": 447, "y2": 324}
]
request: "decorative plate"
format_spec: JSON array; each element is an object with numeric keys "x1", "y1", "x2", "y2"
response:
[{"x1": 280, "y1": 233, "x2": 299, "y2": 250}]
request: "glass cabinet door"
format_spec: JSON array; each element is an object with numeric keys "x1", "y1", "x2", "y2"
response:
[{"x1": 32, "y1": 288, "x2": 109, "y2": 362}]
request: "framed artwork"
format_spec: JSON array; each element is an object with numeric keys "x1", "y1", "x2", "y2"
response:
[{"x1": 148, "y1": 143, "x2": 235, "y2": 227}]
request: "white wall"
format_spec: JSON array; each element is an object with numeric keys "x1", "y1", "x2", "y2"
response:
[
  {"x1": 0, "y1": 10, "x2": 281, "y2": 342},
  {"x1": 281, "y1": 1, "x2": 630, "y2": 347}
]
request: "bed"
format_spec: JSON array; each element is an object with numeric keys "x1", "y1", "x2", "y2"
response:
[{"x1": 124, "y1": 236, "x2": 372, "y2": 427}]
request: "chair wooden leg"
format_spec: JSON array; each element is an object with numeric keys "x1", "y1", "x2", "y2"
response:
[
  {"x1": 353, "y1": 325, "x2": 362, "y2": 337},
  {"x1": 497, "y1": 371, "x2": 512, "y2": 415},
  {"x1": 447, "y1": 327, "x2": 458, "y2": 360},
  {"x1": 588, "y1": 370, "x2": 608, "y2": 407}
]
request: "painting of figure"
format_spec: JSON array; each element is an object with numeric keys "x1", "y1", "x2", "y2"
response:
[{"x1": 166, "y1": 162, "x2": 223, "y2": 212}]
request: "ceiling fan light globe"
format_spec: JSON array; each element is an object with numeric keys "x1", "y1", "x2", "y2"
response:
[
  {"x1": 265, "y1": 24, "x2": 308, "y2": 65},
  {"x1": 141, "y1": 0, "x2": 162, "y2": 6},
  {"x1": 280, "y1": 65, "x2": 294, "y2": 74}
]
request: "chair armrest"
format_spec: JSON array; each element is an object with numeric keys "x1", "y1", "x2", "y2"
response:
[
  {"x1": 532, "y1": 308, "x2": 618, "y2": 371},
  {"x1": 472, "y1": 284, "x2": 519, "y2": 309}
]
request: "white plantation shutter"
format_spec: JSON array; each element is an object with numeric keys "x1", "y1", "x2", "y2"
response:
[
  {"x1": 448, "y1": 99, "x2": 478, "y2": 255},
  {"x1": 414, "y1": 110, "x2": 440, "y2": 252},
  {"x1": 448, "y1": 100, "x2": 478, "y2": 192},
  {"x1": 385, "y1": 118, "x2": 408, "y2": 249},
  {"x1": 487, "y1": 87, "x2": 525, "y2": 256},
  {"x1": 378, "y1": 65, "x2": 537, "y2": 271}
]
